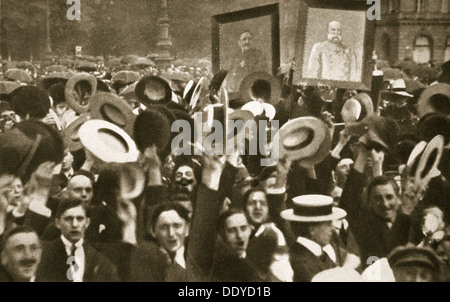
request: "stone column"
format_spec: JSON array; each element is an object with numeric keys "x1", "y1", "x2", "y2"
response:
[{"x1": 155, "y1": 0, "x2": 174, "y2": 69}]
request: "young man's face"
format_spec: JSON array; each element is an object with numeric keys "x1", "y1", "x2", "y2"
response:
[
  {"x1": 245, "y1": 191, "x2": 269, "y2": 226},
  {"x1": 369, "y1": 184, "x2": 401, "y2": 222},
  {"x1": 224, "y1": 213, "x2": 252, "y2": 257},
  {"x1": 1, "y1": 232, "x2": 42, "y2": 282},
  {"x1": 153, "y1": 209, "x2": 189, "y2": 254},
  {"x1": 61, "y1": 149, "x2": 74, "y2": 173},
  {"x1": 56, "y1": 205, "x2": 90, "y2": 244}
]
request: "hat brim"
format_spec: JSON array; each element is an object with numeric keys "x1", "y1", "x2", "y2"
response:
[
  {"x1": 135, "y1": 76, "x2": 172, "y2": 107},
  {"x1": 79, "y1": 120, "x2": 139, "y2": 163},
  {"x1": 65, "y1": 73, "x2": 98, "y2": 114},
  {"x1": 239, "y1": 71, "x2": 281, "y2": 105},
  {"x1": 271, "y1": 117, "x2": 329, "y2": 163},
  {"x1": 62, "y1": 113, "x2": 90, "y2": 152},
  {"x1": 414, "y1": 135, "x2": 444, "y2": 186},
  {"x1": 417, "y1": 83, "x2": 450, "y2": 118},
  {"x1": 89, "y1": 92, "x2": 136, "y2": 137},
  {"x1": 280, "y1": 207, "x2": 347, "y2": 222},
  {"x1": 381, "y1": 91, "x2": 414, "y2": 99}
]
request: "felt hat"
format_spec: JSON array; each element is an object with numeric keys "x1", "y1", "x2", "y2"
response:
[
  {"x1": 79, "y1": 119, "x2": 139, "y2": 163},
  {"x1": 89, "y1": 92, "x2": 136, "y2": 137},
  {"x1": 135, "y1": 76, "x2": 172, "y2": 107},
  {"x1": 437, "y1": 60, "x2": 450, "y2": 84},
  {"x1": 65, "y1": 73, "x2": 98, "y2": 114},
  {"x1": 239, "y1": 71, "x2": 281, "y2": 105},
  {"x1": 10, "y1": 86, "x2": 51, "y2": 119},
  {"x1": 133, "y1": 105, "x2": 175, "y2": 156},
  {"x1": 280, "y1": 194, "x2": 347, "y2": 222},
  {"x1": 358, "y1": 115, "x2": 399, "y2": 153},
  {"x1": 209, "y1": 70, "x2": 228, "y2": 94},
  {"x1": 271, "y1": 117, "x2": 331, "y2": 166},
  {"x1": 417, "y1": 113, "x2": 450, "y2": 146}
]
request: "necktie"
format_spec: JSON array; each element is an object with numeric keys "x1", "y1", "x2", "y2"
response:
[{"x1": 320, "y1": 249, "x2": 336, "y2": 269}]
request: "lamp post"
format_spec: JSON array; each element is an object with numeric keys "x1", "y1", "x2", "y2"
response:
[
  {"x1": 155, "y1": 0, "x2": 174, "y2": 68},
  {"x1": 44, "y1": 0, "x2": 52, "y2": 53}
]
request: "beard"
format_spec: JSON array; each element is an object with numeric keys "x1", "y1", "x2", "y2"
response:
[{"x1": 328, "y1": 34, "x2": 342, "y2": 43}]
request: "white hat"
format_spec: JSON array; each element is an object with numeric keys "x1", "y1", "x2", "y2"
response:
[{"x1": 280, "y1": 195, "x2": 347, "y2": 222}]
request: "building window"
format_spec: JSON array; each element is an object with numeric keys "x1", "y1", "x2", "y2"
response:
[
  {"x1": 413, "y1": 36, "x2": 432, "y2": 63},
  {"x1": 445, "y1": 37, "x2": 450, "y2": 62},
  {"x1": 416, "y1": 0, "x2": 427, "y2": 12}
]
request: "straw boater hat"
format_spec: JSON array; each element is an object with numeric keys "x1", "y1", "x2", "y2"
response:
[
  {"x1": 89, "y1": 92, "x2": 136, "y2": 137},
  {"x1": 280, "y1": 195, "x2": 347, "y2": 222},
  {"x1": 65, "y1": 73, "x2": 98, "y2": 114},
  {"x1": 381, "y1": 79, "x2": 414, "y2": 100},
  {"x1": 78, "y1": 119, "x2": 139, "y2": 163},
  {"x1": 271, "y1": 117, "x2": 331, "y2": 167}
]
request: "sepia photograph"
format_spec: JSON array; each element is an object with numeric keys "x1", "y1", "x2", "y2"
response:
[{"x1": 0, "y1": 0, "x2": 449, "y2": 290}]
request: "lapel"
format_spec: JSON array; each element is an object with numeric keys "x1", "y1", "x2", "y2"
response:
[{"x1": 83, "y1": 243, "x2": 100, "y2": 282}]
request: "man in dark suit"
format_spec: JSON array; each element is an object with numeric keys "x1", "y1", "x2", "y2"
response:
[
  {"x1": 36, "y1": 198, "x2": 119, "y2": 282},
  {"x1": 280, "y1": 194, "x2": 349, "y2": 282}
]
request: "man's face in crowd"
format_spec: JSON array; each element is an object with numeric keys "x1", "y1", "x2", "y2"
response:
[
  {"x1": 153, "y1": 209, "x2": 189, "y2": 254},
  {"x1": 393, "y1": 265, "x2": 436, "y2": 282},
  {"x1": 55, "y1": 102, "x2": 68, "y2": 117},
  {"x1": 173, "y1": 165, "x2": 197, "y2": 194},
  {"x1": 56, "y1": 205, "x2": 90, "y2": 244},
  {"x1": 327, "y1": 21, "x2": 342, "y2": 43},
  {"x1": 238, "y1": 31, "x2": 252, "y2": 52},
  {"x1": 309, "y1": 221, "x2": 334, "y2": 247},
  {"x1": 224, "y1": 213, "x2": 252, "y2": 257},
  {"x1": 61, "y1": 149, "x2": 74, "y2": 173},
  {"x1": 10, "y1": 177, "x2": 24, "y2": 207},
  {"x1": 245, "y1": 191, "x2": 269, "y2": 226},
  {"x1": 67, "y1": 175, "x2": 93, "y2": 204},
  {"x1": 335, "y1": 159, "x2": 354, "y2": 187},
  {"x1": 369, "y1": 184, "x2": 401, "y2": 222},
  {"x1": 1, "y1": 232, "x2": 42, "y2": 282}
]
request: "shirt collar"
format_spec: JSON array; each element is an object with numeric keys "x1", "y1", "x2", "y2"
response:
[
  {"x1": 296, "y1": 237, "x2": 323, "y2": 257},
  {"x1": 61, "y1": 235, "x2": 83, "y2": 249},
  {"x1": 160, "y1": 245, "x2": 186, "y2": 269}
]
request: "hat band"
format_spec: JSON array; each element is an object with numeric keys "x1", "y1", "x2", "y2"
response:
[
  {"x1": 293, "y1": 203, "x2": 333, "y2": 217},
  {"x1": 391, "y1": 88, "x2": 407, "y2": 92}
]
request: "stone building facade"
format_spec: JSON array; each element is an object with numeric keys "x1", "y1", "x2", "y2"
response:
[{"x1": 374, "y1": 0, "x2": 450, "y2": 64}]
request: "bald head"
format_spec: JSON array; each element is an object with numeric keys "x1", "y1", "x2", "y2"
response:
[
  {"x1": 67, "y1": 175, "x2": 93, "y2": 204},
  {"x1": 327, "y1": 21, "x2": 342, "y2": 43}
]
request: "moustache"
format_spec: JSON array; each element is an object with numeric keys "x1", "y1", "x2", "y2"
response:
[
  {"x1": 175, "y1": 178, "x2": 194, "y2": 185},
  {"x1": 328, "y1": 34, "x2": 342, "y2": 42}
]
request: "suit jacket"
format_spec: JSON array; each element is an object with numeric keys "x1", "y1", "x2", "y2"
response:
[
  {"x1": 36, "y1": 238, "x2": 120, "y2": 282},
  {"x1": 289, "y1": 242, "x2": 337, "y2": 282},
  {"x1": 340, "y1": 169, "x2": 411, "y2": 265}
]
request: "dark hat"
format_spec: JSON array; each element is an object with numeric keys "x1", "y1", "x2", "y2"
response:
[
  {"x1": 388, "y1": 244, "x2": 441, "y2": 272},
  {"x1": 133, "y1": 105, "x2": 175, "y2": 157},
  {"x1": 89, "y1": 92, "x2": 136, "y2": 137},
  {"x1": 135, "y1": 76, "x2": 172, "y2": 107},
  {"x1": 437, "y1": 60, "x2": 450, "y2": 84},
  {"x1": 209, "y1": 70, "x2": 228, "y2": 93},
  {"x1": 65, "y1": 73, "x2": 98, "y2": 114},
  {"x1": 417, "y1": 83, "x2": 450, "y2": 118},
  {"x1": 358, "y1": 115, "x2": 399, "y2": 153},
  {"x1": 0, "y1": 120, "x2": 64, "y2": 181},
  {"x1": 417, "y1": 113, "x2": 450, "y2": 145},
  {"x1": 239, "y1": 71, "x2": 281, "y2": 105},
  {"x1": 10, "y1": 86, "x2": 51, "y2": 119}
]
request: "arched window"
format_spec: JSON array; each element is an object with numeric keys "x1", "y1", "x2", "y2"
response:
[
  {"x1": 413, "y1": 36, "x2": 431, "y2": 63},
  {"x1": 445, "y1": 37, "x2": 450, "y2": 62}
]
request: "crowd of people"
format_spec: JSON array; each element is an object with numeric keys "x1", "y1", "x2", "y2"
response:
[{"x1": 0, "y1": 50, "x2": 449, "y2": 283}]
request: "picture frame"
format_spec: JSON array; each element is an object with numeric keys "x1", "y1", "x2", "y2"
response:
[
  {"x1": 211, "y1": 4, "x2": 280, "y2": 94},
  {"x1": 293, "y1": 0, "x2": 376, "y2": 90}
]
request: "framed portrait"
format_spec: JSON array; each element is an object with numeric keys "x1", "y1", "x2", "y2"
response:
[
  {"x1": 293, "y1": 0, "x2": 376, "y2": 90},
  {"x1": 211, "y1": 4, "x2": 280, "y2": 93}
]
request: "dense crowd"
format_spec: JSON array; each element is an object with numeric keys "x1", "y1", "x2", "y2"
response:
[{"x1": 0, "y1": 50, "x2": 449, "y2": 283}]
